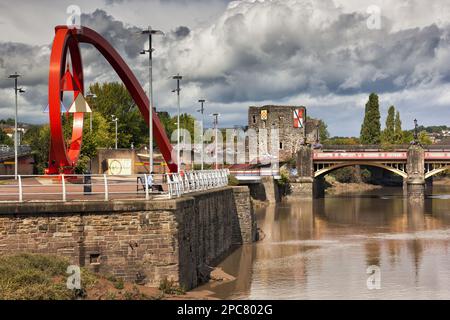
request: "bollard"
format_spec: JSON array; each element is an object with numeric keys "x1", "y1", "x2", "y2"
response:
[{"x1": 83, "y1": 171, "x2": 92, "y2": 195}]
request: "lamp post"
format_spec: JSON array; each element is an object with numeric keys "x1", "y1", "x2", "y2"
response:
[
  {"x1": 414, "y1": 118, "x2": 418, "y2": 143},
  {"x1": 8, "y1": 72, "x2": 25, "y2": 179},
  {"x1": 85, "y1": 92, "x2": 96, "y2": 133},
  {"x1": 140, "y1": 26, "x2": 164, "y2": 174},
  {"x1": 111, "y1": 115, "x2": 118, "y2": 149},
  {"x1": 197, "y1": 99, "x2": 206, "y2": 170},
  {"x1": 172, "y1": 74, "x2": 182, "y2": 173},
  {"x1": 212, "y1": 113, "x2": 220, "y2": 170}
]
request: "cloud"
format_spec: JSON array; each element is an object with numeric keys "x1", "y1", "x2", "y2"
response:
[{"x1": 2, "y1": 0, "x2": 450, "y2": 136}]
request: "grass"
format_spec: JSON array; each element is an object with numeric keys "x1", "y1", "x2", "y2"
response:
[
  {"x1": 158, "y1": 277, "x2": 185, "y2": 295},
  {"x1": 0, "y1": 253, "x2": 97, "y2": 300},
  {"x1": 0, "y1": 253, "x2": 187, "y2": 300}
]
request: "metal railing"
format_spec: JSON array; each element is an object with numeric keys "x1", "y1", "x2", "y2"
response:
[
  {"x1": 321, "y1": 144, "x2": 450, "y2": 152},
  {"x1": 228, "y1": 168, "x2": 279, "y2": 177},
  {"x1": 166, "y1": 169, "x2": 229, "y2": 198},
  {"x1": 0, "y1": 169, "x2": 230, "y2": 203}
]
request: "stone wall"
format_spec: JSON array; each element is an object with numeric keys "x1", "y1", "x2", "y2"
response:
[
  {"x1": 0, "y1": 186, "x2": 255, "y2": 290},
  {"x1": 247, "y1": 177, "x2": 280, "y2": 204},
  {"x1": 248, "y1": 105, "x2": 318, "y2": 161}
]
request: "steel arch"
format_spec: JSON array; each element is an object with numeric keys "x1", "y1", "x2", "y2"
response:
[
  {"x1": 47, "y1": 26, "x2": 177, "y2": 174},
  {"x1": 314, "y1": 161, "x2": 408, "y2": 178}
]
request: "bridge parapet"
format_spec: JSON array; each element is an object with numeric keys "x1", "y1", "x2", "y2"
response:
[{"x1": 292, "y1": 144, "x2": 434, "y2": 199}]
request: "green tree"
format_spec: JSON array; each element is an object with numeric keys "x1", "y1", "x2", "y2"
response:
[
  {"x1": 0, "y1": 128, "x2": 13, "y2": 146},
  {"x1": 318, "y1": 119, "x2": 330, "y2": 143},
  {"x1": 394, "y1": 111, "x2": 403, "y2": 144},
  {"x1": 360, "y1": 93, "x2": 381, "y2": 144},
  {"x1": 76, "y1": 112, "x2": 115, "y2": 173},
  {"x1": 158, "y1": 111, "x2": 176, "y2": 138},
  {"x1": 382, "y1": 105, "x2": 395, "y2": 144},
  {"x1": 22, "y1": 125, "x2": 50, "y2": 174},
  {"x1": 402, "y1": 130, "x2": 414, "y2": 144},
  {"x1": 419, "y1": 131, "x2": 432, "y2": 145},
  {"x1": 88, "y1": 82, "x2": 148, "y2": 149}
]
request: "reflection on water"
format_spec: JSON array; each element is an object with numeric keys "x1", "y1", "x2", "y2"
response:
[{"x1": 196, "y1": 186, "x2": 450, "y2": 299}]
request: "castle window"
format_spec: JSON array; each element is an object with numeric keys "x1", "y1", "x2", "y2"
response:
[
  {"x1": 252, "y1": 115, "x2": 256, "y2": 124},
  {"x1": 279, "y1": 142, "x2": 283, "y2": 149}
]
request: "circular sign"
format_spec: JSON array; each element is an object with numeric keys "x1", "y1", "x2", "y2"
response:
[{"x1": 109, "y1": 160, "x2": 123, "y2": 175}]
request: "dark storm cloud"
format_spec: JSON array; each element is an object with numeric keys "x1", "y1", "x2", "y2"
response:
[
  {"x1": 173, "y1": 26, "x2": 190, "y2": 39},
  {"x1": 161, "y1": 2, "x2": 449, "y2": 104},
  {"x1": 2, "y1": 0, "x2": 450, "y2": 134}
]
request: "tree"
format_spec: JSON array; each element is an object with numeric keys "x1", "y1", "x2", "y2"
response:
[
  {"x1": 0, "y1": 129, "x2": 13, "y2": 146},
  {"x1": 88, "y1": 82, "x2": 148, "y2": 149},
  {"x1": 382, "y1": 105, "x2": 395, "y2": 144},
  {"x1": 158, "y1": 111, "x2": 176, "y2": 138},
  {"x1": 394, "y1": 111, "x2": 403, "y2": 144},
  {"x1": 402, "y1": 130, "x2": 414, "y2": 144},
  {"x1": 75, "y1": 112, "x2": 115, "y2": 173},
  {"x1": 318, "y1": 119, "x2": 330, "y2": 143},
  {"x1": 22, "y1": 125, "x2": 50, "y2": 174},
  {"x1": 419, "y1": 131, "x2": 432, "y2": 145},
  {"x1": 360, "y1": 93, "x2": 381, "y2": 144}
]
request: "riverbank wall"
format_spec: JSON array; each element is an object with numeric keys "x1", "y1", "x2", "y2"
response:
[{"x1": 0, "y1": 186, "x2": 255, "y2": 290}]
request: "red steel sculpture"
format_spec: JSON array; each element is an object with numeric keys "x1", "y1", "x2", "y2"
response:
[{"x1": 47, "y1": 25, "x2": 177, "y2": 174}]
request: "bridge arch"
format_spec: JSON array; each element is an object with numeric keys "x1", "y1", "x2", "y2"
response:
[
  {"x1": 425, "y1": 164, "x2": 450, "y2": 180},
  {"x1": 48, "y1": 26, "x2": 177, "y2": 174},
  {"x1": 314, "y1": 161, "x2": 408, "y2": 179}
]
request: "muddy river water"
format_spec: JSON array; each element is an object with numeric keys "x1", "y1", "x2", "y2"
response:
[{"x1": 196, "y1": 186, "x2": 450, "y2": 299}]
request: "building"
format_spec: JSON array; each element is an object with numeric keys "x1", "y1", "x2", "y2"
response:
[
  {"x1": 0, "y1": 145, "x2": 34, "y2": 175},
  {"x1": 0, "y1": 125, "x2": 27, "y2": 145},
  {"x1": 248, "y1": 105, "x2": 319, "y2": 162}
]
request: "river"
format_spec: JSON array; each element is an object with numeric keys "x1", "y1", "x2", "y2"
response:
[{"x1": 196, "y1": 186, "x2": 450, "y2": 299}]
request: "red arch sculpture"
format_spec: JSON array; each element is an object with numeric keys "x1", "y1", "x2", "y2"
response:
[{"x1": 47, "y1": 25, "x2": 177, "y2": 174}]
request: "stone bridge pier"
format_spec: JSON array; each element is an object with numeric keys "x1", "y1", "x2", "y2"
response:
[
  {"x1": 290, "y1": 144, "x2": 428, "y2": 200},
  {"x1": 405, "y1": 145, "x2": 426, "y2": 200},
  {"x1": 288, "y1": 146, "x2": 324, "y2": 200}
]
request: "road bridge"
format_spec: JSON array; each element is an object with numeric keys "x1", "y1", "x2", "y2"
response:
[{"x1": 292, "y1": 144, "x2": 450, "y2": 199}]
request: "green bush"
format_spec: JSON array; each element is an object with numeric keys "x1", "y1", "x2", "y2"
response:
[
  {"x1": 331, "y1": 167, "x2": 358, "y2": 183},
  {"x1": 0, "y1": 253, "x2": 96, "y2": 300},
  {"x1": 277, "y1": 170, "x2": 290, "y2": 186},
  {"x1": 158, "y1": 277, "x2": 185, "y2": 295},
  {"x1": 227, "y1": 175, "x2": 239, "y2": 186}
]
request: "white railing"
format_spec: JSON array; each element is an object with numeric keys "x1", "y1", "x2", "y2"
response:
[
  {"x1": 228, "y1": 168, "x2": 280, "y2": 177},
  {"x1": 0, "y1": 169, "x2": 230, "y2": 203},
  {"x1": 166, "y1": 169, "x2": 229, "y2": 198}
]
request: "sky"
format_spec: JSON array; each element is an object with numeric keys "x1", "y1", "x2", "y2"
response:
[{"x1": 1, "y1": 0, "x2": 450, "y2": 136}]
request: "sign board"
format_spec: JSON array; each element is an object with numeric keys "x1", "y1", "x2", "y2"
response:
[
  {"x1": 293, "y1": 108, "x2": 304, "y2": 128},
  {"x1": 68, "y1": 94, "x2": 92, "y2": 113},
  {"x1": 260, "y1": 110, "x2": 268, "y2": 121},
  {"x1": 108, "y1": 159, "x2": 132, "y2": 175},
  {"x1": 313, "y1": 152, "x2": 407, "y2": 160}
]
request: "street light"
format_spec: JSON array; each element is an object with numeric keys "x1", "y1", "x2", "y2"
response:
[
  {"x1": 211, "y1": 113, "x2": 220, "y2": 170},
  {"x1": 8, "y1": 72, "x2": 25, "y2": 179},
  {"x1": 111, "y1": 115, "x2": 118, "y2": 149},
  {"x1": 197, "y1": 99, "x2": 206, "y2": 170},
  {"x1": 172, "y1": 74, "x2": 182, "y2": 173},
  {"x1": 414, "y1": 118, "x2": 418, "y2": 143},
  {"x1": 140, "y1": 26, "x2": 164, "y2": 173},
  {"x1": 85, "y1": 92, "x2": 96, "y2": 133}
]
